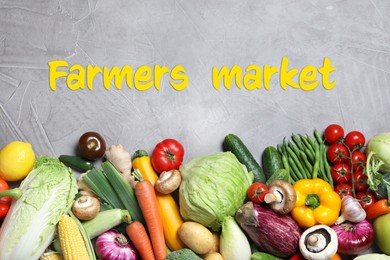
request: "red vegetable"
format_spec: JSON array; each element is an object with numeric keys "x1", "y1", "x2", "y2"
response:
[
  {"x1": 348, "y1": 151, "x2": 366, "y2": 172},
  {"x1": 352, "y1": 171, "x2": 369, "y2": 192},
  {"x1": 356, "y1": 191, "x2": 376, "y2": 211},
  {"x1": 334, "y1": 183, "x2": 353, "y2": 199},
  {"x1": 324, "y1": 124, "x2": 344, "y2": 144},
  {"x1": 327, "y1": 143, "x2": 348, "y2": 164},
  {"x1": 331, "y1": 163, "x2": 351, "y2": 184},
  {"x1": 331, "y1": 220, "x2": 374, "y2": 255},
  {"x1": 151, "y1": 139, "x2": 184, "y2": 173},
  {"x1": 235, "y1": 201, "x2": 301, "y2": 258},
  {"x1": 344, "y1": 131, "x2": 365, "y2": 151},
  {"x1": 247, "y1": 182, "x2": 269, "y2": 203},
  {"x1": 96, "y1": 230, "x2": 138, "y2": 260}
]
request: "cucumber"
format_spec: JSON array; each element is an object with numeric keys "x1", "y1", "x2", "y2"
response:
[
  {"x1": 261, "y1": 146, "x2": 284, "y2": 180},
  {"x1": 224, "y1": 134, "x2": 266, "y2": 183},
  {"x1": 59, "y1": 155, "x2": 94, "y2": 172},
  {"x1": 265, "y1": 169, "x2": 290, "y2": 186},
  {"x1": 251, "y1": 252, "x2": 283, "y2": 260}
]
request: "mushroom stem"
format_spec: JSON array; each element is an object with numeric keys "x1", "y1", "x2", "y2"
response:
[
  {"x1": 264, "y1": 192, "x2": 282, "y2": 204},
  {"x1": 306, "y1": 233, "x2": 327, "y2": 252}
]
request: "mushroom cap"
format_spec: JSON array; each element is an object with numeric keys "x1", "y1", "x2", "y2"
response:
[
  {"x1": 265, "y1": 180, "x2": 297, "y2": 214},
  {"x1": 299, "y1": 225, "x2": 338, "y2": 260}
]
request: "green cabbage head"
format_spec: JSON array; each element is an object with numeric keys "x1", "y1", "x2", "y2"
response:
[{"x1": 179, "y1": 152, "x2": 253, "y2": 231}]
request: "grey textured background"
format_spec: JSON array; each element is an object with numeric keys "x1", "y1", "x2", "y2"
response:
[
  {"x1": 1, "y1": 0, "x2": 390, "y2": 161},
  {"x1": 0, "y1": 0, "x2": 389, "y2": 257}
]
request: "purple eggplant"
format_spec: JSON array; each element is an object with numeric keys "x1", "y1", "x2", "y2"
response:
[{"x1": 235, "y1": 201, "x2": 301, "y2": 258}]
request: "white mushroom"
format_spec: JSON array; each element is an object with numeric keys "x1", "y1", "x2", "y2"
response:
[
  {"x1": 299, "y1": 225, "x2": 338, "y2": 260},
  {"x1": 264, "y1": 180, "x2": 296, "y2": 214}
]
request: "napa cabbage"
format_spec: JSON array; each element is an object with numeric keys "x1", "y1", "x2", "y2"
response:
[{"x1": 0, "y1": 156, "x2": 78, "y2": 260}]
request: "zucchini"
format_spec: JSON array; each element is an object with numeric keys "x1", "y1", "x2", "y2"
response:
[
  {"x1": 265, "y1": 169, "x2": 290, "y2": 186},
  {"x1": 59, "y1": 155, "x2": 94, "y2": 172},
  {"x1": 261, "y1": 146, "x2": 284, "y2": 180},
  {"x1": 224, "y1": 134, "x2": 265, "y2": 183}
]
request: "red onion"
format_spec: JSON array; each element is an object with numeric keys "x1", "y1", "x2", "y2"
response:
[
  {"x1": 331, "y1": 220, "x2": 374, "y2": 255},
  {"x1": 96, "y1": 230, "x2": 138, "y2": 260}
]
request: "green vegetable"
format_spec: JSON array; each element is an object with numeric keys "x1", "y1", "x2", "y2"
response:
[
  {"x1": 265, "y1": 169, "x2": 291, "y2": 186},
  {"x1": 373, "y1": 173, "x2": 390, "y2": 200},
  {"x1": 179, "y1": 152, "x2": 253, "y2": 231},
  {"x1": 367, "y1": 132, "x2": 390, "y2": 173},
  {"x1": 59, "y1": 154, "x2": 94, "y2": 173},
  {"x1": 250, "y1": 252, "x2": 283, "y2": 260},
  {"x1": 261, "y1": 146, "x2": 284, "y2": 181},
  {"x1": 82, "y1": 209, "x2": 132, "y2": 239},
  {"x1": 0, "y1": 156, "x2": 78, "y2": 260},
  {"x1": 373, "y1": 213, "x2": 390, "y2": 255},
  {"x1": 224, "y1": 134, "x2": 265, "y2": 183},
  {"x1": 164, "y1": 248, "x2": 201, "y2": 260},
  {"x1": 220, "y1": 216, "x2": 251, "y2": 260}
]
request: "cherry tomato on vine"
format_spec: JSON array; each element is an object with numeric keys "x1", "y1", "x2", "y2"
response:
[
  {"x1": 344, "y1": 131, "x2": 365, "y2": 151},
  {"x1": 331, "y1": 163, "x2": 352, "y2": 184},
  {"x1": 327, "y1": 143, "x2": 349, "y2": 164},
  {"x1": 348, "y1": 150, "x2": 367, "y2": 171},
  {"x1": 151, "y1": 139, "x2": 184, "y2": 173},
  {"x1": 334, "y1": 183, "x2": 353, "y2": 199},
  {"x1": 356, "y1": 191, "x2": 377, "y2": 211},
  {"x1": 247, "y1": 182, "x2": 269, "y2": 203},
  {"x1": 324, "y1": 124, "x2": 344, "y2": 144},
  {"x1": 353, "y1": 171, "x2": 369, "y2": 192}
]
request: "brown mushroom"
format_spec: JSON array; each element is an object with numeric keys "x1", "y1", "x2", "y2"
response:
[
  {"x1": 71, "y1": 195, "x2": 100, "y2": 220},
  {"x1": 264, "y1": 180, "x2": 296, "y2": 214},
  {"x1": 299, "y1": 225, "x2": 338, "y2": 260},
  {"x1": 155, "y1": 169, "x2": 182, "y2": 194}
]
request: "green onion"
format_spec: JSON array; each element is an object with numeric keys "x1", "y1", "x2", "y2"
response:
[
  {"x1": 83, "y1": 168, "x2": 124, "y2": 209},
  {"x1": 102, "y1": 161, "x2": 144, "y2": 223}
]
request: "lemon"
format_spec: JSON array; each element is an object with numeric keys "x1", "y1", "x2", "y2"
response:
[{"x1": 0, "y1": 141, "x2": 36, "y2": 181}]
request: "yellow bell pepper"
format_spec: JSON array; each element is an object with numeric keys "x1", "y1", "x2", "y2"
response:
[{"x1": 291, "y1": 178, "x2": 341, "y2": 228}]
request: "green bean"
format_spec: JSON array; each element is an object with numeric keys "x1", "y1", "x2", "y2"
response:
[
  {"x1": 291, "y1": 134, "x2": 305, "y2": 151},
  {"x1": 314, "y1": 129, "x2": 324, "y2": 145},
  {"x1": 321, "y1": 143, "x2": 333, "y2": 188},
  {"x1": 299, "y1": 134, "x2": 316, "y2": 160},
  {"x1": 281, "y1": 154, "x2": 293, "y2": 183},
  {"x1": 306, "y1": 134, "x2": 319, "y2": 151},
  {"x1": 299, "y1": 151, "x2": 313, "y2": 178},
  {"x1": 286, "y1": 145, "x2": 309, "y2": 179},
  {"x1": 312, "y1": 145, "x2": 320, "y2": 179},
  {"x1": 287, "y1": 156, "x2": 305, "y2": 180}
]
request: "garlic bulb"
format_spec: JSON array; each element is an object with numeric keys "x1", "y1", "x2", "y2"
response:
[{"x1": 335, "y1": 196, "x2": 366, "y2": 224}]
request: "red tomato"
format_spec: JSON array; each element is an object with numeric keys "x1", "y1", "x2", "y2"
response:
[
  {"x1": 348, "y1": 150, "x2": 367, "y2": 171},
  {"x1": 247, "y1": 182, "x2": 269, "y2": 203},
  {"x1": 0, "y1": 203, "x2": 9, "y2": 219},
  {"x1": 324, "y1": 124, "x2": 344, "y2": 144},
  {"x1": 151, "y1": 139, "x2": 184, "y2": 173},
  {"x1": 331, "y1": 163, "x2": 352, "y2": 184},
  {"x1": 334, "y1": 183, "x2": 353, "y2": 199},
  {"x1": 0, "y1": 178, "x2": 11, "y2": 205},
  {"x1": 356, "y1": 191, "x2": 377, "y2": 211},
  {"x1": 327, "y1": 143, "x2": 349, "y2": 164},
  {"x1": 344, "y1": 131, "x2": 365, "y2": 151},
  {"x1": 352, "y1": 171, "x2": 369, "y2": 192}
]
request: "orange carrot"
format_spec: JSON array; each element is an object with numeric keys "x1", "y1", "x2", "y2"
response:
[
  {"x1": 366, "y1": 199, "x2": 390, "y2": 221},
  {"x1": 135, "y1": 179, "x2": 167, "y2": 260},
  {"x1": 126, "y1": 221, "x2": 155, "y2": 260}
]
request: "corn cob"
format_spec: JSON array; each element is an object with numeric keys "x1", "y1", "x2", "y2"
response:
[
  {"x1": 58, "y1": 214, "x2": 90, "y2": 260},
  {"x1": 40, "y1": 252, "x2": 63, "y2": 260}
]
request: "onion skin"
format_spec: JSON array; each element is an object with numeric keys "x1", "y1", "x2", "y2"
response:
[
  {"x1": 235, "y1": 202, "x2": 301, "y2": 258},
  {"x1": 331, "y1": 220, "x2": 374, "y2": 255},
  {"x1": 96, "y1": 230, "x2": 138, "y2": 260}
]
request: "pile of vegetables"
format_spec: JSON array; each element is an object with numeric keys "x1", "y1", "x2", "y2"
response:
[{"x1": 1, "y1": 125, "x2": 390, "y2": 260}]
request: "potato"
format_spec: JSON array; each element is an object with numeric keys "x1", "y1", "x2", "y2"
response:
[
  {"x1": 204, "y1": 252, "x2": 224, "y2": 260},
  {"x1": 200, "y1": 231, "x2": 220, "y2": 258},
  {"x1": 178, "y1": 221, "x2": 214, "y2": 254}
]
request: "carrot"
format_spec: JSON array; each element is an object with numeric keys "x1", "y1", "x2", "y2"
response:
[
  {"x1": 134, "y1": 178, "x2": 167, "y2": 260},
  {"x1": 366, "y1": 199, "x2": 390, "y2": 221},
  {"x1": 132, "y1": 150, "x2": 186, "y2": 251},
  {"x1": 126, "y1": 221, "x2": 155, "y2": 260}
]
